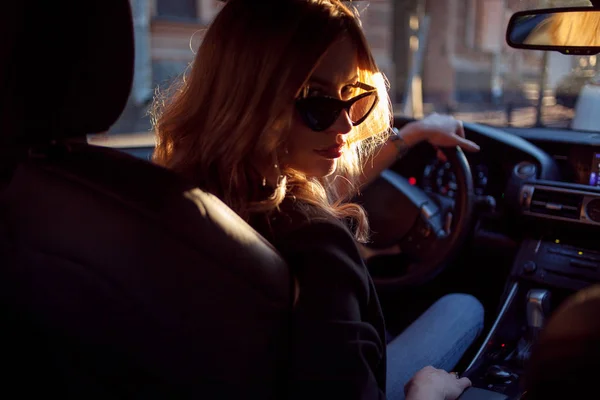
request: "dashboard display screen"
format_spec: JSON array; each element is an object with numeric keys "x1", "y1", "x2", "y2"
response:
[{"x1": 590, "y1": 153, "x2": 600, "y2": 187}]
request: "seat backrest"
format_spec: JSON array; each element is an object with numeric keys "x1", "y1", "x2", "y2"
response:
[
  {"x1": 523, "y1": 284, "x2": 600, "y2": 399},
  {"x1": 0, "y1": 1, "x2": 292, "y2": 398}
]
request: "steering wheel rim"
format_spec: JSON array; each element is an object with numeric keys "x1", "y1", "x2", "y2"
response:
[{"x1": 359, "y1": 145, "x2": 474, "y2": 290}]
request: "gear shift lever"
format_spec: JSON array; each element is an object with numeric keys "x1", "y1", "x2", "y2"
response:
[
  {"x1": 526, "y1": 289, "x2": 551, "y2": 338},
  {"x1": 506, "y1": 289, "x2": 551, "y2": 366}
]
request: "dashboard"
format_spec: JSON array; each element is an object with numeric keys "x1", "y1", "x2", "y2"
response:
[
  {"x1": 387, "y1": 120, "x2": 600, "y2": 298},
  {"x1": 392, "y1": 119, "x2": 600, "y2": 235},
  {"x1": 503, "y1": 126, "x2": 600, "y2": 187},
  {"x1": 401, "y1": 133, "x2": 600, "y2": 197}
]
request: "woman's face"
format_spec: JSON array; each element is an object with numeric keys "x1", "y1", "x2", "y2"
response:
[{"x1": 285, "y1": 36, "x2": 359, "y2": 178}]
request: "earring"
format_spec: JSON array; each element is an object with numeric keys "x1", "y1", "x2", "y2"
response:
[
  {"x1": 274, "y1": 161, "x2": 285, "y2": 188},
  {"x1": 262, "y1": 163, "x2": 281, "y2": 188}
]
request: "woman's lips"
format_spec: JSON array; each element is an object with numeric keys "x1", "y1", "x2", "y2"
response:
[{"x1": 314, "y1": 144, "x2": 344, "y2": 159}]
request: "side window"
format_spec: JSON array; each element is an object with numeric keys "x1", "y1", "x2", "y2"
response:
[{"x1": 156, "y1": 0, "x2": 198, "y2": 20}]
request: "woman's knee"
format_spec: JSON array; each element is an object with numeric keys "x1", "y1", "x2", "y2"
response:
[{"x1": 435, "y1": 293, "x2": 484, "y2": 332}]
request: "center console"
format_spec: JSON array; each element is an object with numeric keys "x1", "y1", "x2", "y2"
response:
[
  {"x1": 458, "y1": 284, "x2": 547, "y2": 399},
  {"x1": 458, "y1": 235, "x2": 599, "y2": 399},
  {"x1": 514, "y1": 237, "x2": 600, "y2": 291}
]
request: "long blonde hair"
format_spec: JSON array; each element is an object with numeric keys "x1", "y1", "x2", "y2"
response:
[
  {"x1": 152, "y1": 0, "x2": 391, "y2": 242},
  {"x1": 549, "y1": 11, "x2": 600, "y2": 47}
]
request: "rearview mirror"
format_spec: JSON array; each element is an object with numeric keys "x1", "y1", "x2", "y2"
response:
[{"x1": 506, "y1": 7, "x2": 600, "y2": 55}]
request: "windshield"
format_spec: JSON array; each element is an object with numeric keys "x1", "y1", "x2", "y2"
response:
[{"x1": 106, "y1": 0, "x2": 600, "y2": 138}]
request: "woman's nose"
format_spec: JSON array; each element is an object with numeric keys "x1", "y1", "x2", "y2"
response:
[{"x1": 329, "y1": 109, "x2": 353, "y2": 135}]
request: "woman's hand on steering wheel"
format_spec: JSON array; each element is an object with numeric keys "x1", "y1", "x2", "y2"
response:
[{"x1": 401, "y1": 113, "x2": 480, "y2": 161}]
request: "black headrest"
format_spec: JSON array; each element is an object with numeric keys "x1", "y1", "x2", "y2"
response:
[
  {"x1": 1, "y1": 0, "x2": 133, "y2": 144},
  {"x1": 524, "y1": 285, "x2": 600, "y2": 398}
]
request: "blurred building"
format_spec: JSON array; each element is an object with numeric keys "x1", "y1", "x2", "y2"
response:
[{"x1": 397, "y1": 0, "x2": 544, "y2": 108}]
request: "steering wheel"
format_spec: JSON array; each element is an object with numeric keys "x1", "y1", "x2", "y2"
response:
[{"x1": 355, "y1": 144, "x2": 474, "y2": 290}]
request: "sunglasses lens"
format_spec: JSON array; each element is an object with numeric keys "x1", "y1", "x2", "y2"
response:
[
  {"x1": 300, "y1": 97, "x2": 341, "y2": 131},
  {"x1": 296, "y1": 88, "x2": 378, "y2": 131},
  {"x1": 349, "y1": 92, "x2": 377, "y2": 125}
]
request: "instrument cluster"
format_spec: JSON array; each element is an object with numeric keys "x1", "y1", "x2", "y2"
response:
[{"x1": 420, "y1": 159, "x2": 489, "y2": 197}]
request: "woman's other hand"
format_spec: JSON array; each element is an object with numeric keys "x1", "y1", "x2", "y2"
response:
[
  {"x1": 404, "y1": 366, "x2": 472, "y2": 400},
  {"x1": 401, "y1": 113, "x2": 480, "y2": 160}
]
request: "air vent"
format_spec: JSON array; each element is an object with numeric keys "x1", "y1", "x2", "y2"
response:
[{"x1": 530, "y1": 188, "x2": 583, "y2": 220}]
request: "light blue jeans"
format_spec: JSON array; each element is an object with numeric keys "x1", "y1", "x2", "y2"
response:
[{"x1": 386, "y1": 293, "x2": 484, "y2": 399}]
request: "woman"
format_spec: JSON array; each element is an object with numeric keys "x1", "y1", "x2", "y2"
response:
[{"x1": 152, "y1": 0, "x2": 483, "y2": 398}]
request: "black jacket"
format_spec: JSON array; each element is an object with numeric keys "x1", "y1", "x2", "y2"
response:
[{"x1": 252, "y1": 199, "x2": 387, "y2": 399}]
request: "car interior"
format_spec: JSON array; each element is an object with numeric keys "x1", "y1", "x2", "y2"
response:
[{"x1": 2, "y1": 0, "x2": 600, "y2": 399}]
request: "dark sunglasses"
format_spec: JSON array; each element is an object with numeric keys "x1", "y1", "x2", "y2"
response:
[{"x1": 295, "y1": 82, "x2": 379, "y2": 132}]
